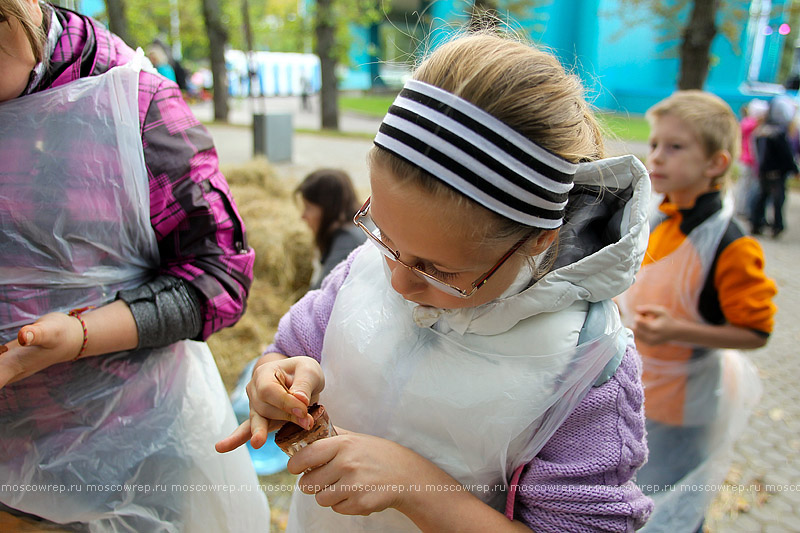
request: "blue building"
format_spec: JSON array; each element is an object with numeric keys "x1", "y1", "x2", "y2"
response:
[
  {"x1": 347, "y1": 0, "x2": 797, "y2": 114},
  {"x1": 72, "y1": 0, "x2": 797, "y2": 114}
]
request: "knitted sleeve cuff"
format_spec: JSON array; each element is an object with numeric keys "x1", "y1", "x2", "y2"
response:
[{"x1": 117, "y1": 275, "x2": 203, "y2": 349}]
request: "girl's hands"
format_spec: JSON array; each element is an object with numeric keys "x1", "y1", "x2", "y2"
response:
[
  {"x1": 0, "y1": 312, "x2": 84, "y2": 389},
  {"x1": 215, "y1": 355, "x2": 324, "y2": 453},
  {"x1": 289, "y1": 430, "x2": 437, "y2": 517}
]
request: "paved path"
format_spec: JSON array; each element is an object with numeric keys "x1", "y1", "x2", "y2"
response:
[
  {"x1": 202, "y1": 100, "x2": 800, "y2": 532},
  {"x1": 709, "y1": 204, "x2": 800, "y2": 532}
]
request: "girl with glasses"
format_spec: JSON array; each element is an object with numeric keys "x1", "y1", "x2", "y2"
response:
[{"x1": 219, "y1": 31, "x2": 654, "y2": 532}]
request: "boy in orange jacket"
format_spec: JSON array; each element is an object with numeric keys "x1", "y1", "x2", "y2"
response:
[{"x1": 619, "y1": 90, "x2": 777, "y2": 532}]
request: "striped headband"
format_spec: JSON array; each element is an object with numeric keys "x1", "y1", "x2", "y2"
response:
[{"x1": 374, "y1": 79, "x2": 578, "y2": 229}]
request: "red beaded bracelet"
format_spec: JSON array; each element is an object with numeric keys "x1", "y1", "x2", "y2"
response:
[{"x1": 68, "y1": 306, "x2": 95, "y2": 361}]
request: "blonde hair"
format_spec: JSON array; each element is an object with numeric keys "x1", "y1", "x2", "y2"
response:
[
  {"x1": 646, "y1": 90, "x2": 740, "y2": 185},
  {"x1": 370, "y1": 31, "x2": 604, "y2": 247},
  {"x1": 0, "y1": 0, "x2": 47, "y2": 63}
]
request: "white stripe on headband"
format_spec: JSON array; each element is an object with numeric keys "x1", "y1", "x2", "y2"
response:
[
  {"x1": 392, "y1": 95, "x2": 573, "y2": 196},
  {"x1": 374, "y1": 79, "x2": 579, "y2": 228},
  {"x1": 381, "y1": 112, "x2": 567, "y2": 213},
  {"x1": 407, "y1": 80, "x2": 577, "y2": 175},
  {"x1": 375, "y1": 131, "x2": 564, "y2": 229}
]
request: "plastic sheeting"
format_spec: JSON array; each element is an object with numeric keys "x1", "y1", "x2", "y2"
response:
[
  {"x1": 0, "y1": 54, "x2": 269, "y2": 530},
  {"x1": 287, "y1": 246, "x2": 626, "y2": 532},
  {"x1": 618, "y1": 199, "x2": 762, "y2": 532},
  {"x1": 0, "y1": 52, "x2": 157, "y2": 334}
]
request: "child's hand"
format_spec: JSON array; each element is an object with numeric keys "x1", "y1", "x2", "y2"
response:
[
  {"x1": 215, "y1": 355, "x2": 324, "y2": 453},
  {"x1": 0, "y1": 312, "x2": 84, "y2": 389},
  {"x1": 633, "y1": 304, "x2": 676, "y2": 345},
  {"x1": 289, "y1": 429, "x2": 435, "y2": 516}
]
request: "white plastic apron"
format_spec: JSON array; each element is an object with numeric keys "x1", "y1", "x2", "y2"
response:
[
  {"x1": 617, "y1": 201, "x2": 762, "y2": 532},
  {"x1": 287, "y1": 246, "x2": 623, "y2": 532},
  {"x1": 0, "y1": 54, "x2": 269, "y2": 532}
]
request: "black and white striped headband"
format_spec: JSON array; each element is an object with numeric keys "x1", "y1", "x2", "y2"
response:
[{"x1": 374, "y1": 79, "x2": 578, "y2": 229}]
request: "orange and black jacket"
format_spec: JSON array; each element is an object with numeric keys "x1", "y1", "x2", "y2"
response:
[
  {"x1": 645, "y1": 191, "x2": 776, "y2": 336},
  {"x1": 641, "y1": 191, "x2": 777, "y2": 426}
]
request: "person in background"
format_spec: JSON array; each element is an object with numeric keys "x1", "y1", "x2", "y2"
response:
[
  {"x1": 734, "y1": 98, "x2": 767, "y2": 220},
  {"x1": 0, "y1": 0, "x2": 269, "y2": 529},
  {"x1": 296, "y1": 168, "x2": 366, "y2": 290},
  {"x1": 751, "y1": 94, "x2": 798, "y2": 238},
  {"x1": 152, "y1": 37, "x2": 188, "y2": 92},
  {"x1": 300, "y1": 75, "x2": 312, "y2": 111},
  {"x1": 619, "y1": 90, "x2": 776, "y2": 532},
  {"x1": 146, "y1": 42, "x2": 176, "y2": 82}
]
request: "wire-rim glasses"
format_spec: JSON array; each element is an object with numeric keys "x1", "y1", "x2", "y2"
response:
[{"x1": 353, "y1": 197, "x2": 530, "y2": 298}]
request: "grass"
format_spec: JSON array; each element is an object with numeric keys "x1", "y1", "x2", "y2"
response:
[
  {"x1": 596, "y1": 112, "x2": 651, "y2": 143},
  {"x1": 338, "y1": 93, "x2": 651, "y2": 143},
  {"x1": 339, "y1": 94, "x2": 396, "y2": 117}
]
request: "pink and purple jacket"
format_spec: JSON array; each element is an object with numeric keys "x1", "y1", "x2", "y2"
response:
[
  {"x1": 29, "y1": 7, "x2": 254, "y2": 339},
  {"x1": 267, "y1": 249, "x2": 652, "y2": 532}
]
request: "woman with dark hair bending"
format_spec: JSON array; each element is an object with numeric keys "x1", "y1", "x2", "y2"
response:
[{"x1": 296, "y1": 168, "x2": 366, "y2": 289}]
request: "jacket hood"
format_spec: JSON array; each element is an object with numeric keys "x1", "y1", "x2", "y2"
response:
[
  {"x1": 412, "y1": 154, "x2": 651, "y2": 335},
  {"x1": 29, "y1": 7, "x2": 136, "y2": 94}
]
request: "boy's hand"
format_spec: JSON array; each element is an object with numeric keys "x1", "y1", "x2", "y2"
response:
[
  {"x1": 0, "y1": 312, "x2": 84, "y2": 389},
  {"x1": 215, "y1": 355, "x2": 324, "y2": 453},
  {"x1": 633, "y1": 304, "x2": 677, "y2": 345}
]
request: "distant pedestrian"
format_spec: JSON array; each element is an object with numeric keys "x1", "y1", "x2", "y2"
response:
[
  {"x1": 619, "y1": 90, "x2": 777, "y2": 532},
  {"x1": 146, "y1": 44, "x2": 176, "y2": 83},
  {"x1": 751, "y1": 95, "x2": 799, "y2": 238},
  {"x1": 734, "y1": 99, "x2": 767, "y2": 220},
  {"x1": 152, "y1": 38, "x2": 189, "y2": 92},
  {"x1": 300, "y1": 75, "x2": 312, "y2": 111}
]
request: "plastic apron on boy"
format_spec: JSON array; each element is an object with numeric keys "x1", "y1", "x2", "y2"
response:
[
  {"x1": 287, "y1": 245, "x2": 624, "y2": 532},
  {"x1": 0, "y1": 54, "x2": 269, "y2": 532},
  {"x1": 617, "y1": 202, "x2": 762, "y2": 532}
]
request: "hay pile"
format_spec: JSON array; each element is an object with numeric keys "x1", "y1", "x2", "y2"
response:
[{"x1": 207, "y1": 158, "x2": 314, "y2": 390}]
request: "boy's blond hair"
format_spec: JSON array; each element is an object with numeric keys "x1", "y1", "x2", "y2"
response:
[{"x1": 646, "y1": 90, "x2": 741, "y2": 185}]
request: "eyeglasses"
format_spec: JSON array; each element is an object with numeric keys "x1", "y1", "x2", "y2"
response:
[{"x1": 353, "y1": 197, "x2": 531, "y2": 298}]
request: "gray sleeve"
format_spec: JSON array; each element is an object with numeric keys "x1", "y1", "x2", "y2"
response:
[
  {"x1": 117, "y1": 275, "x2": 203, "y2": 349},
  {"x1": 317, "y1": 228, "x2": 366, "y2": 289}
]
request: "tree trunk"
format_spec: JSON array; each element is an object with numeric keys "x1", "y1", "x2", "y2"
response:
[
  {"x1": 201, "y1": 0, "x2": 229, "y2": 122},
  {"x1": 241, "y1": 0, "x2": 255, "y2": 97},
  {"x1": 316, "y1": 0, "x2": 339, "y2": 130},
  {"x1": 678, "y1": 0, "x2": 719, "y2": 90},
  {"x1": 104, "y1": 0, "x2": 131, "y2": 46}
]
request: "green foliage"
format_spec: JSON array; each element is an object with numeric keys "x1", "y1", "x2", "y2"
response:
[
  {"x1": 320, "y1": 0, "x2": 387, "y2": 65},
  {"x1": 609, "y1": 0, "x2": 749, "y2": 55},
  {"x1": 104, "y1": 0, "x2": 388, "y2": 68},
  {"x1": 96, "y1": 0, "x2": 214, "y2": 65}
]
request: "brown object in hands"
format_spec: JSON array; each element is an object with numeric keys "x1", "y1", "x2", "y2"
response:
[
  {"x1": 275, "y1": 404, "x2": 336, "y2": 457},
  {"x1": 0, "y1": 345, "x2": 7, "y2": 355}
]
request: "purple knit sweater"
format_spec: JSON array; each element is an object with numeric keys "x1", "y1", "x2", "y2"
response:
[{"x1": 267, "y1": 250, "x2": 652, "y2": 531}]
